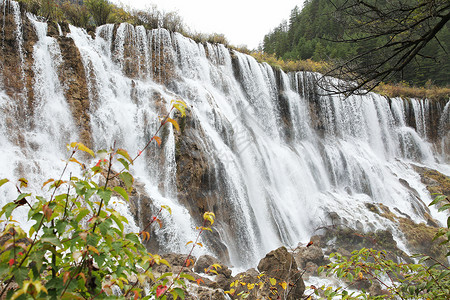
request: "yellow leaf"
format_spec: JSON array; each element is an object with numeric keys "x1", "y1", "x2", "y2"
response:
[
  {"x1": 18, "y1": 178, "x2": 28, "y2": 188},
  {"x1": 74, "y1": 142, "x2": 95, "y2": 157},
  {"x1": 203, "y1": 212, "x2": 215, "y2": 225},
  {"x1": 269, "y1": 278, "x2": 276, "y2": 286},
  {"x1": 87, "y1": 245, "x2": 100, "y2": 255},
  {"x1": 173, "y1": 103, "x2": 186, "y2": 117},
  {"x1": 153, "y1": 136, "x2": 162, "y2": 146},
  {"x1": 69, "y1": 157, "x2": 85, "y2": 169},
  {"x1": 161, "y1": 205, "x2": 172, "y2": 214},
  {"x1": 42, "y1": 178, "x2": 54, "y2": 188},
  {"x1": 165, "y1": 118, "x2": 180, "y2": 131},
  {"x1": 116, "y1": 148, "x2": 133, "y2": 164},
  {"x1": 280, "y1": 281, "x2": 287, "y2": 290},
  {"x1": 247, "y1": 283, "x2": 255, "y2": 290}
]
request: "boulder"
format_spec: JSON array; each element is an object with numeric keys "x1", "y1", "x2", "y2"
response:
[
  {"x1": 294, "y1": 245, "x2": 326, "y2": 269},
  {"x1": 194, "y1": 255, "x2": 232, "y2": 278},
  {"x1": 257, "y1": 246, "x2": 305, "y2": 300}
]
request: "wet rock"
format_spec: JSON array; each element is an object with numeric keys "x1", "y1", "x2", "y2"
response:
[
  {"x1": 294, "y1": 245, "x2": 326, "y2": 269},
  {"x1": 194, "y1": 255, "x2": 232, "y2": 278},
  {"x1": 257, "y1": 246, "x2": 305, "y2": 300}
]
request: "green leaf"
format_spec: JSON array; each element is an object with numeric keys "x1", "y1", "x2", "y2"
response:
[
  {"x1": 125, "y1": 233, "x2": 140, "y2": 245},
  {"x1": 119, "y1": 172, "x2": 134, "y2": 191},
  {"x1": 438, "y1": 203, "x2": 450, "y2": 212},
  {"x1": 110, "y1": 213, "x2": 124, "y2": 232},
  {"x1": 179, "y1": 273, "x2": 195, "y2": 281},
  {"x1": 116, "y1": 148, "x2": 133, "y2": 164},
  {"x1": 98, "y1": 218, "x2": 112, "y2": 236},
  {"x1": 94, "y1": 253, "x2": 107, "y2": 267},
  {"x1": 117, "y1": 158, "x2": 129, "y2": 170},
  {"x1": 29, "y1": 250, "x2": 45, "y2": 271},
  {"x1": 0, "y1": 264, "x2": 9, "y2": 278},
  {"x1": 55, "y1": 220, "x2": 68, "y2": 235},
  {"x1": 0, "y1": 178, "x2": 9, "y2": 187},
  {"x1": 98, "y1": 189, "x2": 112, "y2": 206},
  {"x1": 429, "y1": 195, "x2": 447, "y2": 206},
  {"x1": 41, "y1": 236, "x2": 63, "y2": 248},
  {"x1": 16, "y1": 193, "x2": 31, "y2": 202},
  {"x1": 87, "y1": 232, "x2": 100, "y2": 246},
  {"x1": 1, "y1": 202, "x2": 18, "y2": 218},
  {"x1": 75, "y1": 208, "x2": 90, "y2": 224},
  {"x1": 12, "y1": 267, "x2": 28, "y2": 285},
  {"x1": 114, "y1": 186, "x2": 129, "y2": 201}
]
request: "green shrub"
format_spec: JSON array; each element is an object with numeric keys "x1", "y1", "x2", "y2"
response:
[
  {"x1": 85, "y1": 0, "x2": 112, "y2": 26},
  {"x1": 0, "y1": 100, "x2": 214, "y2": 299}
]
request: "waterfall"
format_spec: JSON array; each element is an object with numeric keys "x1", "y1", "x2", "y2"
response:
[{"x1": 0, "y1": 1, "x2": 449, "y2": 268}]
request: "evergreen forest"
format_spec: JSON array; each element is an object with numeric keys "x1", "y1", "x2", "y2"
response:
[{"x1": 263, "y1": 0, "x2": 450, "y2": 87}]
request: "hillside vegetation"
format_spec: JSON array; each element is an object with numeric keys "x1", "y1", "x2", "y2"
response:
[{"x1": 263, "y1": 0, "x2": 450, "y2": 88}]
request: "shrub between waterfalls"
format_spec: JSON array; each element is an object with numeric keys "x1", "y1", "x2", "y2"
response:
[{"x1": 0, "y1": 100, "x2": 214, "y2": 299}]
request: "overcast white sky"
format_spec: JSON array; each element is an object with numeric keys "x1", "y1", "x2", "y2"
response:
[{"x1": 111, "y1": 0, "x2": 304, "y2": 49}]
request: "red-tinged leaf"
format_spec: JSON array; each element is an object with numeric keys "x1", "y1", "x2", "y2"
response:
[
  {"x1": 18, "y1": 178, "x2": 28, "y2": 188},
  {"x1": 133, "y1": 290, "x2": 139, "y2": 300},
  {"x1": 185, "y1": 258, "x2": 191, "y2": 267},
  {"x1": 153, "y1": 136, "x2": 162, "y2": 146},
  {"x1": 42, "y1": 178, "x2": 54, "y2": 188},
  {"x1": 43, "y1": 204, "x2": 53, "y2": 221},
  {"x1": 79, "y1": 232, "x2": 88, "y2": 241},
  {"x1": 63, "y1": 271, "x2": 71, "y2": 284},
  {"x1": 117, "y1": 148, "x2": 133, "y2": 164},
  {"x1": 137, "y1": 150, "x2": 142, "y2": 156},
  {"x1": 18, "y1": 252, "x2": 23, "y2": 256},
  {"x1": 196, "y1": 278, "x2": 204, "y2": 285},
  {"x1": 306, "y1": 241, "x2": 313, "y2": 247},
  {"x1": 9, "y1": 258, "x2": 14, "y2": 267},
  {"x1": 156, "y1": 285, "x2": 167, "y2": 298},
  {"x1": 156, "y1": 218, "x2": 163, "y2": 229},
  {"x1": 165, "y1": 118, "x2": 180, "y2": 131}
]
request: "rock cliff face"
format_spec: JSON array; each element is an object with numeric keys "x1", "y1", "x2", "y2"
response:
[{"x1": 0, "y1": 0, "x2": 449, "y2": 270}]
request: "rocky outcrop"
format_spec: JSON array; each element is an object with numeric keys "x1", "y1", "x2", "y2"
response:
[
  {"x1": 0, "y1": 1, "x2": 37, "y2": 148},
  {"x1": 56, "y1": 35, "x2": 92, "y2": 147},
  {"x1": 413, "y1": 165, "x2": 450, "y2": 198}
]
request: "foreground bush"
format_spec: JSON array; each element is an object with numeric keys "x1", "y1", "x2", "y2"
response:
[{"x1": 0, "y1": 100, "x2": 214, "y2": 299}]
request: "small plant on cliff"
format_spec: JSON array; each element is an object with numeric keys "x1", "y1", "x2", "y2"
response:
[
  {"x1": 310, "y1": 195, "x2": 450, "y2": 300},
  {"x1": 0, "y1": 99, "x2": 214, "y2": 299}
]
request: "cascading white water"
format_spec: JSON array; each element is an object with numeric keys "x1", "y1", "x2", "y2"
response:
[{"x1": 0, "y1": 0, "x2": 449, "y2": 268}]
